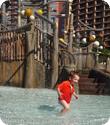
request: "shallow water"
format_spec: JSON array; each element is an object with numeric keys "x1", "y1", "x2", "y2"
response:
[{"x1": 0, "y1": 86, "x2": 109, "y2": 125}]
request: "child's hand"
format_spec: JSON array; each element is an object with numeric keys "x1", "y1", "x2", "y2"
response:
[
  {"x1": 75, "y1": 96, "x2": 78, "y2": 100},
  {"x1": 58, "y1": 95, "x2": 63, "y2": 100},
  {"x1": 73, "y1": 92, "x2": 78, "y2": 100}
]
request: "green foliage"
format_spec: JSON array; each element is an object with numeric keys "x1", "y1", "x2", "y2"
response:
[
  {"x1": 99, "y1": 48, "x2": 110, "y2": 57},
  {"x1": 92, "y1": 47, "x2": 98, "y2": 53},
  {"x1": 92, "y1": 46, "x2": 110, "y2": 57},
  {"x1": 79, "y1": 42, "x2": 88, "y2": 47}
]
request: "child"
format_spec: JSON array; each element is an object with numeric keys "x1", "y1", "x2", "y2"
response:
[{"x1": 57, "y1": 71, "x2": 80, "y2": 114}]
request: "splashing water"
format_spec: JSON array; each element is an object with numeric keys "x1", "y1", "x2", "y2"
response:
[{"x1": 0, "y1": 86, "x2": 110, "y2": 125}]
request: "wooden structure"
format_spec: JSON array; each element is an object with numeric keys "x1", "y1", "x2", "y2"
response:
[
  {"x1": 0, "y1": 0, "x2": 109, "y2": 95},
  {"x1": 0, "y1": 14, "x2": 59, "y2": 88}
]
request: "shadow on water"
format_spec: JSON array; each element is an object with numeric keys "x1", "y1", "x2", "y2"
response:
[{"x1": 38, "y1": 105, "x2": 56, "y2": 112}]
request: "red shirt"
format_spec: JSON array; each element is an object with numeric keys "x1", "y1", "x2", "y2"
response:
[{"x1": 57, "y1": 80, "x2": 75, "y2": 104}]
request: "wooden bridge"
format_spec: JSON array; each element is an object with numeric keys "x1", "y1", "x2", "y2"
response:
[{"x1": 0, "y1": 14, "x2": 110, "y2": 95}]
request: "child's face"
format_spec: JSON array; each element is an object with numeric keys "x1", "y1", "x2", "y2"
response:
[{"x1": 71, "y1": 75, "x2": 80, "y2": 84}]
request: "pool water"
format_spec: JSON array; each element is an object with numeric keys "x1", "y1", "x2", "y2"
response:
[{"x1": 0, "y1": 86, "x2": 109, "y2": 125}]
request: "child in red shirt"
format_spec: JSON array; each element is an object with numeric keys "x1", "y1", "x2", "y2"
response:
[{"x1": 57, "y1": 71, "x2": 80, "y2": 114}]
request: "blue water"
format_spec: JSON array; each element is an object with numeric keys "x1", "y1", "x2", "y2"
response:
[{"x1": 0, "y1": 86, "x2": 109, "y2": 125}]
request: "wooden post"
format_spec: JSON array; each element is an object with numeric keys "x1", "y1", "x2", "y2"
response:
[
  {"x1": 68, "y1": 13, "x2": 74, "y2": 53},
  {"x1": 18, "y1": 0, "x2": 21, "y2": 27},
  {"x1": 24, "y1": 22, "x2": 40, "y2": 88},
  {"x1": 51, "y1": 19, "x2": 59, "y2": 88},
  {"x1": 77, "y1": 48, "x2": 83, "y2": 71},
  {"x1": 106, "y1": 57, "x2": 110, "y2": 72}
]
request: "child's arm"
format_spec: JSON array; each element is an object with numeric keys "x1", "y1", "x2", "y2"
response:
[
  {"x1": 57, "y1": 87, "x2": 62, "y2": 97},
  {"x1": 57, "y1": 86, "x2": 64, "y2": 100},
  {"x1": 73, "y1": 92, "x2": 78, "y2": 99}
]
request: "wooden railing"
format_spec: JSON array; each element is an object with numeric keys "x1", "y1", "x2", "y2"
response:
[
  {"x1": 34, "y1": 14, "x2": 54, "y2": 64},
  {"x1": 0, "y1": 24, "x2": 31, "y2": 87},
  {"x1": 0, "y1": 31, "x2": 26, "y2": 61},
  {"x1": 58, "y1": 46, "x2": 110, "y2": 73},
  {"x1": 72, "y1": 47, "x2": 110, "y2": 72}
]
